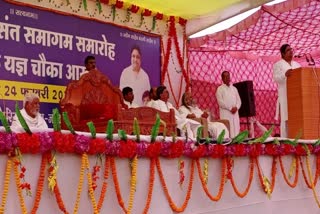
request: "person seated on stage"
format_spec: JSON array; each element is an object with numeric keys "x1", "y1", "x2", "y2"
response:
[
  {"x1": 151, "y1": 86, "x2": 201, "y2": 139},
  {"x1": 179, "y1": 92, "x2": 230, "y2": 138},
  {"x1": 11, "y1": 93, "x2": 48, "y2": 132},
  {"x1": 122, "y1": 87, "x2": 139, "y2": 109},
  {"x1": 80, "y1": 55, "x2": 96, "y2": 77},
  {"x1": 145, "y1": 87, "x2": 158, "y2": 107}
]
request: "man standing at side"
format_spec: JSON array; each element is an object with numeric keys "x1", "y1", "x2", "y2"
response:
[
  {"x1": 11, "y1": 93, "x2": 48, "y2": 132},
  {"x1": 273, "y1": 44, "x2": 301, "y2": 137},
  {"x1": 80, "y1": 55, "x2": 96, "y2": 77},
  {"x1": 215, "y1": 71, "x2": 242, "y2": 138}
]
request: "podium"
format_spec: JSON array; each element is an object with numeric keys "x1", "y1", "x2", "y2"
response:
[{"x1": 287, "y1": 67, "x2": 320, "y2": 139}]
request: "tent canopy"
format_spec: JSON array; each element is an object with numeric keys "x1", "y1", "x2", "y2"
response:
[
  {"x1": 189, "y1": 0, "x2": 320, "y2": 61},
  {"x1": 119, "y1": 0, "x2": 272, "y2": 35}
]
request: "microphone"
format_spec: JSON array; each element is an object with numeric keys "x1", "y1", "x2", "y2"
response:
[
  {"x1": 294, "y1": 53, "x2": 311, "y2": 65},
  {"x1": 308, "y1": 54, "x2": 316, "y2": 66}
]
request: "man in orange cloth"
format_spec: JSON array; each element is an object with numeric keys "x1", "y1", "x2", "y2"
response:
[{"x1": 273, "y1": 44, "x2": 300, "y2": 138}]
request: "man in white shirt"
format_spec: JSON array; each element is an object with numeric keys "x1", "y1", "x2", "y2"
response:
[
  {"x1": 273, "y1": 44, "x2": 301, "y2": 137},
  {"x1": 119, "y1": 45, "x2": 151, "y2": 106},
  {"x1": 145, "y1": 87, "x2": 158, "y2": 107},
  {"x1": 152, "y1": 86, "x2": 200, "y2": 139},
  {"x1": 122, "y1": 87, "x2": 139, "y2": 108},
  {"x1": 80, "y1": 55, "x2": 96, "y2": 77},
  {"x1": 179, "y1": 92, "x2": 229, "y2": 138},
  {"x1": 11, "y1": 93, "x2": 48, "y2": 132},
  {"x1": 216, "y1": 71, "x2": 242, "y2": 138}
]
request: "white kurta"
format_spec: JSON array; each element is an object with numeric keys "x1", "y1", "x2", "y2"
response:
[
  {"x1": 124, "y1": 100, "x2": 139, "y2": 108},
  {"x1": 11, "y1": 109, "x2": 48, "y2": 132},
  {"x1": 119, "y1": 65, "x2": 151, "y2": 106},
  {"x1": 273, "y1": 59, "x2": 301, "y2": 137},
  {"x1": 178, "y1": 105, "x2": 230, "y2": 138},
  {"x1": 152, "y1": 100, "x2": 200, "y2": 139},
  {"x1": 216, "y1": 84, "x2": 242, "y2": 138}
]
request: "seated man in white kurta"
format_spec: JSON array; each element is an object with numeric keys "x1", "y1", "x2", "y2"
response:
[
  {"x1": 151, "y1": 86, "x2": 201, "y2": 139},
  {"x1": 179, "y1": 92, "x2": 229, "y2": 138},
  {"x1": 11, "y1": 93, "x2": 48, "y2": 132},
  {"x1": 145, "y1": 87, "x2": 158, "y2": 107},
  {"x1": 122, "y1": 86, "x2": 139, "y2": 108}
]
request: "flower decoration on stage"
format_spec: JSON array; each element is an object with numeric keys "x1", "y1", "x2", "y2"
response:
[
  {"x1": 0, "y1": 132, "x2": 17, "y2": 153},
  {"x1": 142, "y1": 9, "x2": 152, "y2": 16},
  {"x1": 155, "y1": 12, "x2": 163, "y2": 20},
  {"x1": 54, "y1": 132, "x2": 75, "y2": 153},
  {"x1": 17, "y1": 133, "x2": 40, "y2": 154},
  {"x1": 178, "y1": 18, "x2": 187, "y2": 26},
  {"x1": 88, "y1": 138, "x2": 106, "y2": 154},
  {"x1": 119, "y1": 140, "x2": 137, "y2": 158},
  {"x1": 74, "y1": 135, "x2": 90, "y2": 154},
  {"x1": 178, "y1": 158, "x2": 185, "y2": 187},
  {"x1": 146, "y1": 142, "x2": 162, "y2": 158},
  {"x1": 115, "y1": 0, "x2": 124, "y2": 9},
  {"x1": 169, "y1": 140, "x2": 184, "y2": 158},
  {"x1": 48, "y1": 152, "x2": 59, "y2": 192},
  {"x1": 39, "y1": 132, "x2": 54, "y2": 153},
  {"x1": 130, "y1": 5, "x2": 139, "y2": 13},
  {"x1": 14, "y1": 148, "x2": 32, "y2": 196},
  {"x1": 249, "y1": 144, "x2": 264, "y2": 157}
]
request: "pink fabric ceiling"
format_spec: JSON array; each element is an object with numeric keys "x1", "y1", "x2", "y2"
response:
[{"x1": 189, "y1": 0, "x2": 320, "y2": 63}]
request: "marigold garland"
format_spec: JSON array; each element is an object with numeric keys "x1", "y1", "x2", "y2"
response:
[
  {"x1": 228, "y1": 157, "x2": 254, "y2": 198},
  {"x1": 127, "y1": 155, "x2": 138, "y2": 214},
  {"x1": 83, "y1": 154, "x2": 99, "y2": 214},
  {"x1": 305, "y1": 153, "x2": 320, "y2": 207},
  {"x1": 178, "y1": 158, "x2": 185, "y2": 187},
  {"x1": 97, "y1": 156, "x2": 110, "y2": 211},
  {"x1": 142, "y1": 158, "x2": 155, "y2": 214},
  {"x1": 13, "y1": 159, "x2": 27, "y2": 214},
  {"x1": 73, "y1": 154, "x2": 86, "y2": 214},
  {"x1": 53, "y1": 183, "x2": 69, "y2": 214},
  {"x1": 48, "y1": 152, "x2": 58, "y2": 192},
  {"x1": 0, "y1": 159, "x2": 12, "y2": 213},
  {"x1": 30, "y1": 153, "x2": 48, "y2": 214},
  {"x1": 110, "y1": 157, "x2": 128, "y2": 213},
  {"x1": 48, "y1": 152, "x2": 69, "y2": 214},
  {"x1": 299, "y1": 155, "x2": 319, "y2": 188},
  {"x1": 156, "y1": 158, "x2": 194, "y2": 213},
  {"x1": 278, "y1": 156, "x2": 299, "y2": 188},
  {"x1": 255, "y1": 156, "x2": 277, "y2": 194},
  {"x1": 203, "y1": 158, "x2": 209, "y2": 184},
  {"x1": 196, "y1": 158, "x2": 226, "y2": 201}
]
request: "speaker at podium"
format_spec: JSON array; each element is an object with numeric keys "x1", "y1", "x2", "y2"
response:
[{"x1": 233, "y1": 80, "x2": 256, "y2": 118}]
